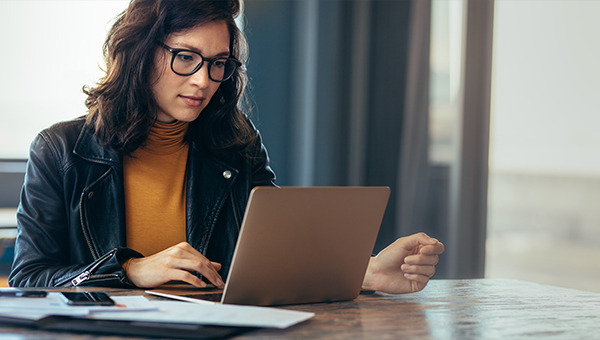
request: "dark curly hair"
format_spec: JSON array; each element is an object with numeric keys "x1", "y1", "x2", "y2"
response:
[{"x1": 83, "y1": 0, "x2": 255, "y2": 156}]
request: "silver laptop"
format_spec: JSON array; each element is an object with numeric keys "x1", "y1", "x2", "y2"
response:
[{"x1": 220, "y1": 186, "x2": 390, "y2": 306}]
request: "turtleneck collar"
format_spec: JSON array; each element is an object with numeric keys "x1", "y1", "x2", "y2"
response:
[{"x1": 142, "y1": 120, "x2": 189, "y2": 155}]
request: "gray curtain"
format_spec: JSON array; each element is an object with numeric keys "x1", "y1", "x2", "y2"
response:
[{"x1": 243, "y1": 0, "x2": 494, "y2": 279}]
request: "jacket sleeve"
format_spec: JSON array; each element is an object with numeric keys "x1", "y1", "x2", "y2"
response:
[{"x1": 9, "y1": 132, "x2": 141, "y2": 288}]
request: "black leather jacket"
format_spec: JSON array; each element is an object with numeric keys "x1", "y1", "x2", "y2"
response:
[{"x1": 9, "y1": 118, "x2": 276, "y2": 288}]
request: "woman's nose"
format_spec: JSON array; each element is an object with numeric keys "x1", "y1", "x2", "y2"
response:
[{"x1": 189, "y1": 64, "x2": 211, "y2": 88}]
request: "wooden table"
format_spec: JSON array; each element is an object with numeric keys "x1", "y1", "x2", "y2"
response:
[{"x1": 1, "y1": 279, "x2": 599, "y2": 339}]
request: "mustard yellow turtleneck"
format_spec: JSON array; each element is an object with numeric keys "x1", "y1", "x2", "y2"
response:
[{"x1": 123, "y1": 120, "x2": 189, "y2": 257}]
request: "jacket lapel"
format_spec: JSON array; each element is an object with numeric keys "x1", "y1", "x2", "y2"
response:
[
  {"x1": 73, "y1": 126, "x2": 126, "y2": 258},
  {"x1": 73, "y1": 126, "x2": 122, "y2": 167},
  {"x1": 186, "y1": 143, "x2": 239, "y2": 255},
  {"x1": 72, "y1": 126, "x2": 239, "y2": 258}
]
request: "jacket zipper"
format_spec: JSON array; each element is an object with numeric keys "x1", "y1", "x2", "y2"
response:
[
  {"x1": 230, "y1": 191, "x2": 241, "y2": 231},
  {"x1": 71, "y1": 273, "x2": 119, "y2": 287},
  {"x1": 71, "y1": 271, "x2": 90, "y2": 286},
  {"x1": 78, "y1": 167, "x2": 115, "y2": 260},
  {"x1": 68, "y1": 249, "x2": 117, "y2": 287},
  {"x1": 79, "y1": 189, "x2": 99, "y2": 260}
]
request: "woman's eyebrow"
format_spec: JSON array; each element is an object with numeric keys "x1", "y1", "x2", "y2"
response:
[
  {"x1": 210, "y1": 52, "x2": 232, "y2": 58},
  {"x1": 171, "y1": 42, "x2": 230, "y2": 58}
]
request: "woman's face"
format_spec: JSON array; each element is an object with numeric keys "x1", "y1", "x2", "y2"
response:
[{"x1": 151, "y1": 20, "x2": 230, "y2": 123}]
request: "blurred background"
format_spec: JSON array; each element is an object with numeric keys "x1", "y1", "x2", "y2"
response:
[{"x1": 0, "y1": 0, "x2": 598, "y2": 292}]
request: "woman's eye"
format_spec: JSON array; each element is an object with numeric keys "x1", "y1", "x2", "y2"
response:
[
  {"x1": 212, "y1": 60, "x2": 226, "y2": 68},
  {"x1": 176, "y1": 53, "x2": 195, "y2": 62}
]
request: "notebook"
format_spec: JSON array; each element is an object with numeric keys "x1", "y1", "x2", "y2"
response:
[
  {"x1": 151, "y1": 186, "x2": 390, "y2": 306},
  {"x1": 0, "y1": 315, "x2": 252, "y2": 339}
]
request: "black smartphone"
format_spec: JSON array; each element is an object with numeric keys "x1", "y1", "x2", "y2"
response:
[{"x1": 60, "y1": 292, "x2": 115, "y2": 306}]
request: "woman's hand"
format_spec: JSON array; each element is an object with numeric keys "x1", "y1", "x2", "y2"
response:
[
  {"x1": 126, "y1": 242, "x2": 225, "y2": 289},
  {"x1": 362, "y1": 233, "x2": 445, "y2": 294}
]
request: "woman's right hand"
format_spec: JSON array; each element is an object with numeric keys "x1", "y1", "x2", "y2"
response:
[{"x1": 126, "y1": 242, "x2": 224, "y2": 289}]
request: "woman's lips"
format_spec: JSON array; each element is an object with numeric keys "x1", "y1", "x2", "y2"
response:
[{"x1": 180, "y1": 95, "x2": 204, "y2": 107}]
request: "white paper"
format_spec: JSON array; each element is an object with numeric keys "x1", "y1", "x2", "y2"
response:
[
  {"x1": 0, "y1": 294, "x2": 157, "y2": 318},
  {"x1": 0, "y1": 293, "x2": 313, "y2": 329},
  {"x1": 89, "y1": 300, "x2": 314, "y2": 329}
]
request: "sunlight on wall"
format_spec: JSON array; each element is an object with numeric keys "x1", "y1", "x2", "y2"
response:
[
  {"x1": 0, "y1": 1, "x2": 130, "y2": 159},
  {"x1": 487, "y1": 0, "x2": 600, "y2": 293}
]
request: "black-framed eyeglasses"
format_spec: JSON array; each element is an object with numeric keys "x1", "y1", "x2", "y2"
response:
[{"x1": 159, "y1": 42, "x2": 242, "y2": 82}]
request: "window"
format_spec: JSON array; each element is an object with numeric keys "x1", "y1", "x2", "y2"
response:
[
  {"x1": 486, "y1": 0, "x2": 600, "y2": 293},
  {"x1": 0, "y1": 1, "x2": 129, "y2": 159},
  {"x1": 429, "y1": 0, "x2": 463, "y2": 166}
]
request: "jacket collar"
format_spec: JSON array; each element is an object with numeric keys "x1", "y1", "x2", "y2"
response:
[
  {"x1": 71, "y1": 122, "x2": 240, "y2": 172},
  {"x1": 73, "y1": 125, "x2": 122, "y2": 166}
]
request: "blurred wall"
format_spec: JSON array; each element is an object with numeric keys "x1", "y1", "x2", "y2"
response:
[
  {"x1": 243, "y1": 0, "x2": 417, "y2": 253},
  {"x1": 244, "y1": 0, "x2": 495, "y2": 279},
  {"x1": 486, "y1": 0, "x2": 600, "y2": 292}
]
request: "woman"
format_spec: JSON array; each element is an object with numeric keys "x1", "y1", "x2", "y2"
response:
[{"x1": 9, "y1": 0, "x2": 443, "y2": 293}]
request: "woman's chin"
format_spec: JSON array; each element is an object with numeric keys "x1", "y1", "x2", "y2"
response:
[{"x1": 156, "y1": 110, "x2": 203, "y2": 123}]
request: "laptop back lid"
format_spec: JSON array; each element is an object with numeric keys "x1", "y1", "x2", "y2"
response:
[{"x1": 221, "y1": 186, "x2": 390, "y2": 306}]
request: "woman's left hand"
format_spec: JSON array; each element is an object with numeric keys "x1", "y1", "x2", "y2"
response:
[{"x1": 361, "y1": 232, "x2": 445, "y2": 294}]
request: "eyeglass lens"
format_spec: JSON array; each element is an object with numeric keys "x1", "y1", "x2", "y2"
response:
[{"x1": 172, "y1": 51, "x2": 237, "y2": 81}]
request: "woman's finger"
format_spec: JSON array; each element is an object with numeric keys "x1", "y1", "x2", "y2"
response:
[
  {"x1": 161, "y1": 243, "x2": 224, "y2": 287},
  {"x1": 419, "y1": 242, "x2": 445, "y2": 255},
  {"x1": 174, "y1": 258, "x2": 224, "y2": 288},
  {"x1": 126, "y1": 242, "x2": 225, "y2": 288},
  {"x1": 166, "y1": 268, "x2": 209, "y2": 288},
  {"x1": 401, "y1": 263, "x2": 436, "y2": 277},
  {"x1": 404, "y1": 254, "x2": 439, "y2": 266}
]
